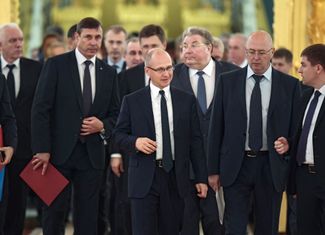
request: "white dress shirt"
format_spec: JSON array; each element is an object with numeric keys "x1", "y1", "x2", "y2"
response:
[
  {"x1": 245, "y1": 65, "x2": 272, "y2": 151},
  {"x1": 1, "y1": 56, "x2": 20, "y2": 97},
  {"x1": 303, "y1": 85, "x2": 325, "y2": 164},
  {"x1": 150, "y1": 83, "x2": 175, "y2": 160},
  {"x1": 189, "y1": 58, "x2": 216, "y2": 109},
  {"x1": 75, "y1": 48, "x2": 96, "y2": 101}
]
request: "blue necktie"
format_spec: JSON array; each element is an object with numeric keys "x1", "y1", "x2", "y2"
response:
[
  {"x1": 83, "y1": 60, "x2": 92, "y2": 117},
  {"x1": 249, "y1": 75, "x2": 263, "y2": 152},
  {"x1": 6, "y1": 64, "x2": 16, "y2": 105},
  {"x1": 0, "y1": 167, "x2": 5, "y2": 201},
  {"x1": 296, "y1": 90, "x2": 321, "y2": 165},
  {"x1": 159, "y1": 90, "x2": 173, "y2": 172},
  {"x1": 197, "y1": 71, "x2": 207, "y2": 113}
]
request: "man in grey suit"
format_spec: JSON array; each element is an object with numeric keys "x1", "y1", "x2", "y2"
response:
[{"x1": 207, "y1": 31, "x2": 301, "y2": 235}]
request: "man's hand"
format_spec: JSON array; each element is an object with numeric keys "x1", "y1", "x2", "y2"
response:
[
  {"x1": 32, "y1": 153, "x2": 50, "y2": 175},
  {"x1": 195, "y1": 183, "x2": 208, "y2": 198},
  {"x1": 208, "y1": 174, "x2": 220, "y2": 192},
  {"x1": 135, "y1": 137, "x2": 157, "y2": 154},
  {"x1": 111, "y1": 157, "x2": 124, "y2": 177},
  {"x1": 0, "y1": 146, "x2": 14, "y2": 165},
  {"x1": 80, "y1": 116, "x2": 104, "y2": 136},
  {"x1": 274, "y1": 137, "x2": 289, "y2": 155}
]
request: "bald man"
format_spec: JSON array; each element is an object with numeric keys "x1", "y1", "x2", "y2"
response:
[
  {"x1": 207, "y1": 31, "x2": 301, "y2": 235},
  {"x1": 114, "y1": 48, "x2": 208, "y2": 235}
]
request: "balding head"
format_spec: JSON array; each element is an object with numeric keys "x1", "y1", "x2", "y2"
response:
[{"x1": 246, "y1": 30, "x2": 274, "y2": 75}]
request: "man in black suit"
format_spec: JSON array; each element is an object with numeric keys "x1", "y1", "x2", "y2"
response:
[
  {"x1": 207, "y1": 31, "x2": 301, "y2": 235},
  {"x1": 114, "y1": 48, "x2": 208, "y2": 235},
  {"x1": 31, "y1": 17, "x2": 120, "y2": 235},
  {"x1": 285, "y1": 44, "x2": 325, "y2": 235},
  {"x1": 0, "y1": 23, "x2": 42, "y2": 235},
  {"x1": 103, "y1": 25, "x2": 127, "y2": 73},
  {"x1": 172, "y1": 27, "x2": 238, "y2": 235},
  {"x1": 110, "y1": 24, "x2": 167, "y2": 235},
  {"x1": 0, "y1": 73, "x2": 17, "y2": 235}
]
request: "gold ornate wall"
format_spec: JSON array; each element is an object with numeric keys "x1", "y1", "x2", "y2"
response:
[
  {"x1": 0, "y1": 0, "x2": 19, "y2": 24},
  {"x1": 274, "y1": 0, "x2": 325, "y2": 77}
]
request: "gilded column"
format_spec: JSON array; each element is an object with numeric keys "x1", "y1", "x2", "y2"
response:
[{"x1": 0, "y1": 0, "x2": 19, "y2": 24}]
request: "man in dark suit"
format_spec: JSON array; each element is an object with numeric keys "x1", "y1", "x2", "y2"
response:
[
  {"x1": 0, "y1": 23, "x2": 42, "y2": 235},
  {"x1": 114, "y1": 48, "x2": 208, "y2": 235},
  {"x1": 110, "y1": 24, "x2": 167, "y2": 235},
  {"x1": 103, "y1": 25, "x2": 127, "y2": 73},
  {"x1": 0, "y1": 73, "x2": 17, "y2": 235},
  {"x1": 207, "y1": 31, "x2": 301, "y2": 235},
  {"x1": 31, "y1": 17, "x2": 120, "y2": 235},
  {"x1": 285, "y1": 44, "x2": 325, "y2": 235},
  {"x1": 172, "y1": 27, "x2": 238, "y2": 235}
]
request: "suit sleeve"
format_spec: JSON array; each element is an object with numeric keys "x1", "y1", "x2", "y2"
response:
[
  {"x1": 101, "y1": 69, "x2": 121, "y2": 141},
  {"x1": 113, "y1": 96, "x2": 138, "y2": 154},
  {"x1": 189, "y1": 97, "x2": 208, "y2": 184},
  {"x1": 31, "y1": 59, "x2": 57, "y2": 154},
  {"x1": 207, "y1": 74, "x2": 225, "y2": 175},
  {"x1": 0, "y1": 74, "x2": 17, "y2": 149}
]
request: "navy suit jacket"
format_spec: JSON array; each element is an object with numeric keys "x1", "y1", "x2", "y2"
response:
[
  {"x1": 288, "y1": 88, "x2": 325, "y2": 194},
  {"x1": 0, "y1": 58, "x2": 42, "y2": 159},
  {"x1": 114, "y1": 86, "x2": 207, "y2": 198},
  {"x1": 207, "y1": 67, "x2": 301, "y2": 192},
  {"x1": 118, "y1": 63, "x2": 145, "y2": 98},
  {"x1": 31, "y1": 51, "x2": 120, "y2": 169}
]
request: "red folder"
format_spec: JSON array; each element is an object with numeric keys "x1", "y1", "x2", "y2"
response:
[{"x1": 20, "y1": 160, "x2": 69, "y2": 206}]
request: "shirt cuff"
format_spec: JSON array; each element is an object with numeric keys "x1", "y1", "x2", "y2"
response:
[{"x1": 111, "y1": 153, "x2": 122, "y2": 158}]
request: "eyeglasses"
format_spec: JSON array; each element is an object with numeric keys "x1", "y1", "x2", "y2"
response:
[
  {"x1": 147, "y1": 65, "x2": 174, "y2": 74},
  {"x1": 246, "y1": 48, "x2": 273, "y2": 57},
  {"x1": 180, "y1": 42, "x2": 208, "y2": 50}
]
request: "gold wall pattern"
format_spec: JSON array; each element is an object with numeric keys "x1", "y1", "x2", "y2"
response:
[
  {"x1": 308, "y1": 0, "x2": 325, "y2": 44},
  {"x1": 0, "y1": 0, "x2": 19, "y2": 24}
]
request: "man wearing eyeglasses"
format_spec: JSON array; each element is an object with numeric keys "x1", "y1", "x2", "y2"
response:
[
  {"x1": 172, "y1": 27, "x2": 238, "y2": 235},
  {"x1": 207, "y1": 31, "x2": 301, "y2": 235},
  {"x1": 114, "y1": 48, "x2": 208, "y2": 235}
]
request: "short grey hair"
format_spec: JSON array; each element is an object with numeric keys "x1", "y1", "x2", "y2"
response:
[{"x1": 181, "y1": 26, "x2": 213, "y2": 46}]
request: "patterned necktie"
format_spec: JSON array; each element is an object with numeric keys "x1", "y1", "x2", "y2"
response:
[
  {"x1": 6, "y1": 64, "x2": 16, "y2": 104},
  {"x1": 249, "y1": 74, "x2": 263, "y2": 152},
  {"x1": 159, "y1": 90, "x2": 173, "y2": 172},
  {"x1": 296, "y1": 90, "x2": 321, "y2": 165},
  {"x1": 83, "y1": 60, "x2": 92, "y2": 117},
  {"x1": 196, "y1": 71, "x2": 207, "y2": 113}
]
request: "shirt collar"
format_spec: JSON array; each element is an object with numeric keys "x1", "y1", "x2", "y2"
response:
[
  {"x1": 107, "y1": 58, "x2": 124, "y2": 68},
  {"x1": 75, "y1": 48, "x2": 96, "y2": 66},
  {"x1": 246, "y1": 64, "x2": 272, "y2": 81},
  {"x1": 150, "y1": 82, "x2": 171, "y2": 101},
  {"x1": 316, "y1": 84, "x2": 325, "y2": 96},
  {"x1": 1, "y1": 55, "x2": 20, "y2": 70},
  {"x1": 189, "y1": 58, "x2": 214, "y2": 77}
]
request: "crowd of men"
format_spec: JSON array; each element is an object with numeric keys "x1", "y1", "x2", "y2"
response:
[{"x1": 0, "y1": 16, "x2": 324, "y2": 235}]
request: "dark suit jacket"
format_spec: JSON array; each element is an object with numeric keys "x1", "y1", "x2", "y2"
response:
[
  {"x1": 0, "y1": 58, "x2": 42, "y2": 159},
  {"x1": 0, "y1": 74, "x2": 17, "y2": 149},
  {"x1": 114, "y1": 86, "x2": 207, "y2": 198},
  {"x1": 118, "y1": 63, "x2": 145, "y2": 98},
  {"x1": 288, "y1": 88, "x2": 325, "y2": 194},
  {"x1": 31, "y1": 51, "x2": 120, "y2": 169},
  {"x1": 172, "y1": 60, "x2": 239, "y2": 153},
  {"x1": 207, "y1": 67, "x2": 301, "y2": 192}
]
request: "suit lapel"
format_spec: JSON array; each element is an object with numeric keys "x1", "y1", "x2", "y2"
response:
[
  {"x1": 268, "y1": 70, "x2": 282, "y2": 118},
  {"x1": 171, "y1": 87, "x2": 181, "y2": 128},
  {"x1": 179, "y1": 65, "x2": 194, "y2": 95},
  {"x1": 238, "y1": 68, "x2": 247, "y2": 117},
  {"x1": 89, "y1": 59, "x2": 104, "y2": 114},
  {"x1": 69, "y1": 52, "x2": 83, "y2": 113},
  {"x1": 315, "y1": 92, "x2": 325, "y2": 130},
  {"x1": 141, "y1": 86, "x2": 155, "y2": 136}
]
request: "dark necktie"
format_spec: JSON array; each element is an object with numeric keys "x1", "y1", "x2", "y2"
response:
[
  {"x1": 296, "y1": 90, "x2": 321, "y2": 165},
  {"x1": 83, "y1": 60, "x2": 92, "y2": 117},
  {"x1": 112, "y1": 64, "x2": 119, "y2": 73},
  {"x1": 197, "y1": 71, "x2": 207, "y2": 113},
  {"x1": 6, "y1": 64, "x2": 16, "y2": 104},
  {"x1": 159, "y1": 90, "x2": 173, "y2": 172},
  {"x1": 249, "y1": 74, "x2": 263, "y2": 152}
]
